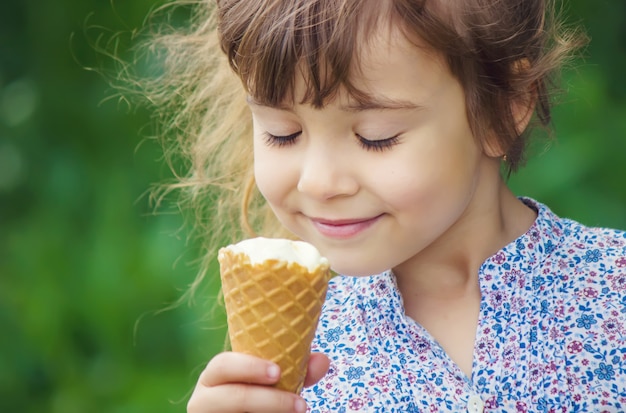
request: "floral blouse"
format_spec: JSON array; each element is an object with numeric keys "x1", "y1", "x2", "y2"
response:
[{"x1": 302, "y1": 199, "x2": 626, "y2": 412}]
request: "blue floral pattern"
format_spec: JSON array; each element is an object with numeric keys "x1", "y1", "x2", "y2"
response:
[{"x1": 302, "y1": 199, "x2": 626, "y2": 412}]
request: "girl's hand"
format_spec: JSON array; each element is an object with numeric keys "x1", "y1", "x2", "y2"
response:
[{"x1": 187, "y1": 351, "x2": 330, "y2": 413}]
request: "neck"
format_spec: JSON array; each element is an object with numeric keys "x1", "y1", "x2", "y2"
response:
[{"x1": 393, "y1": 172, "x2": 536, "y2": 301}]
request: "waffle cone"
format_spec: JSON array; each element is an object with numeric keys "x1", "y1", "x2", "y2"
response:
[{"x1": 218, "y1": 249, "x2": 331, "y2": 394}]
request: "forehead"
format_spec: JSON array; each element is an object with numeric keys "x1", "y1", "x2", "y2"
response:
[
  {"x1": 294, "y1": 24, "x2": 448, "y2": 107},
  {"x1": 248, "y1": 25, "x2": 452, "y2": 114},
  {"x1": 351, "y1": 23, "x2": 444, "y2": 84}
]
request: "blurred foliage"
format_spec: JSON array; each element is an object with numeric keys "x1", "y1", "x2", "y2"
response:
[{"x1": 0, "y1": 0, "x2": 624, "y2": 412}]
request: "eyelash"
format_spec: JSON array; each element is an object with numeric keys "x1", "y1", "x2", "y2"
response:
[
  {"x1": 263, "y1": 132, "x2": 400, "y2": 152},
  {"x1": 356, "y1": 134, "x2": 400, "y2": 152},
  {"x1": 262, "y1": 131, "x2": 300, "y2": 148}
]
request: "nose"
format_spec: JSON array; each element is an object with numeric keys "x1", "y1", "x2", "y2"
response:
[{"x1": 296, "y1": 141, "x2": 358, "y2": 200}]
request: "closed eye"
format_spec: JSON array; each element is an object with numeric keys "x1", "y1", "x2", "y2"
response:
[
  {"x1": 356, "y1": 134, "x2": 401, "y2": 152},
  {"x1": 262, "y1": 131, "x2": 400, "y2": 151},
  {"x1": 262, "y1": 131, "x2": 301, "y2": 147}
]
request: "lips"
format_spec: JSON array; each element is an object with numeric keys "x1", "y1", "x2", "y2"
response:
[{"x1": 309, "y1": 214, "x2": 384, "y2": 239}]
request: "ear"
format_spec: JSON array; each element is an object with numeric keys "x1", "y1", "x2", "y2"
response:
[
  {"x1": 511, "y1": 58, "x2": 536, "y2": 136},
  {"x1": 484, "y1": 59, "x2": 536, "y2": 158}
]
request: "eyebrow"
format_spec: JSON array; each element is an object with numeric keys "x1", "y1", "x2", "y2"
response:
[
  {"x1": 246, "y1": 95, "x2": 421, "y2": 112},
  {"x1": 341, "y1": 95, "x2": 422, "y2": 112}
]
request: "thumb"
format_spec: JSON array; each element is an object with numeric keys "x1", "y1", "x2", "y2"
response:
[{"x1": 303, "y1": 353, "x2": 330, "y2": 387}]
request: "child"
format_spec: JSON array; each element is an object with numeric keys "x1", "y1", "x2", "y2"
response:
[{"x1": 142, "y1": 0, "x2": 626, "y2": 411}]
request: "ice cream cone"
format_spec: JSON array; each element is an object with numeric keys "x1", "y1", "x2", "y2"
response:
[{"x1": 218, "y1": 238, "x2": 331, "y2": 394}]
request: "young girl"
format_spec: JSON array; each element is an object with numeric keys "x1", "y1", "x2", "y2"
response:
[{"x1": 142, "y1": 0, "x2": 626, "y2": 411}]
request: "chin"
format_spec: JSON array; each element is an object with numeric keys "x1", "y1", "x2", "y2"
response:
[{"x1": 329, "y1": 262, "x2": 388, "y2": 278}]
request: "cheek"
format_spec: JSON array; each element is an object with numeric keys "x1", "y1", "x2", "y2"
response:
[
  {"x1": 253, "y1": 139, "x2": 295, "y2": 209},
  {"x1": 380, "y1": 141, "x2": 479, "y2": 216},
  {"x1": 253, "y1": 144, "x2": 275, "y2": 201}
]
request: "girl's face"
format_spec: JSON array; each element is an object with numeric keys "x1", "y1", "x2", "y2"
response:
[{"x1": 249, "y1": 27, "x2": 500, "y2": 277}]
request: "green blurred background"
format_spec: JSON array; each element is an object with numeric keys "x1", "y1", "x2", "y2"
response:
[{"x1": 0, "y1": 1, "x2": 624, "y2": 412}]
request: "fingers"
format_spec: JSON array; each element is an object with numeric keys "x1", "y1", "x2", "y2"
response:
[
  {"x1": 199, "y1": 352, "x2": 280, "y2": 387},
  {"x1": 188, "y1": 352, "x2": 308, "y2": 413},
  {"x1": 303, "y1": 353, "x2": 330, "y2": 388},
  {"x1": 188, "y1": 383, "x2": 306, "y2": 413}
]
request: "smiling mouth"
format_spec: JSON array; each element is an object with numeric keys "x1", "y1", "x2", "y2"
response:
[{"x1": 309, "y1": 214, "x2": 384, "y2": 239}]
